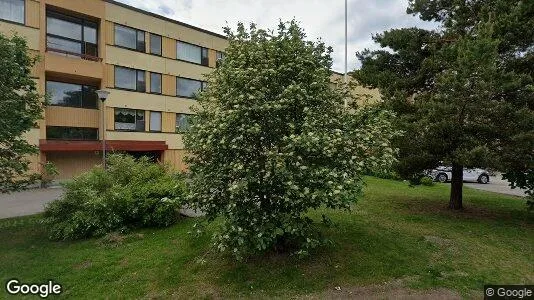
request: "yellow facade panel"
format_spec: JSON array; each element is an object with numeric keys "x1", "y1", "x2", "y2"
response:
[
  {"x1": 0, "y1": 22, "x2": 40, "y2": 50},
  {"x1": 163, "y1": 149, "x2": 188, "y2": 171},
  {"x1": 162, "y1": 112, "x2": 175, "y2": 133},
  {"x1": 47, "y1": 152, "x2": 102, "y2": 180},
  {"x1": 165, "y1": 59, "x2": 209, "y2": 81},
  {"x1": 106, "y1": 46, "x2": 166, "y2": 72},
  {"x1": 106, "y1": 89, "x2": 166, "y2": 112},
  {"x1": 104, "y1": 2, "x2": 229, "y2": 51},
  {"x1": 29, "y1": 50, "x2": 43, "y2": 78},
  {"x1": 26, "y1": 153, "x2": 42, "y2": 175},
  {"x1": 105, "y1": 21, "x2": 114, "y2": 45},
  {"x1": 165, "y1": 98, "x2": 197, "y2": 115},
  {"x1": 105, "y1": 2, "x2": 167, "y2": 36},
  {"x1": 144, "y1": 110, "x2": 150, "y2": 131},
  {"x1": 105, "y1": 131, "x2": 184, "y2": 150},
  {"x1": 208, "y1": 49, "x2": 217, "y2": 68},
  {"x1": 25, "y1": 0, "x2": 40, "y2": 29},
  {"x1": 45, "y1": 53, "x2": 104, "y2": 80},
  {"x1": 46, "y1": 106, "x2": 100, "y2": 128},
  {"x1": 330, "y1": 73, "x2": 382, "y2": 105},
  {"x1": 162, "y1": 37, "x2": 176, "y2": 59},
  {"x1": 45, "y1": 0, "x2": 105, "y2": 18},
  {"x1": 162, "y1": 74, "x2": 176, "y2": 97},
  {"x1": 106, "y1": 64, "x2": 114, "y2": 88},
  {"x1": 106, "y1": 107, "x2": 114, "y2": 131}
]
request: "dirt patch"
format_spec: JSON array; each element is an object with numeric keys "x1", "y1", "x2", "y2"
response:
[
  {"x1": 98, "y1": 232, "x2": 126, "y2": 248},
  {"x1": 424, "y1": 235, "x2": 452, "y2": 248},
  {"x1": 301, "y1": 278, "x2": 461, "y2": 300},
  {"x1": 73, "y1": 260, "x2": 92, "y2": 270}
]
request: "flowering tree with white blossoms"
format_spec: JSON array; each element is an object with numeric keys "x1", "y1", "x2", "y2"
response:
[{"x1": 185, "y1": 21, "x2": 398, "y2": 259}]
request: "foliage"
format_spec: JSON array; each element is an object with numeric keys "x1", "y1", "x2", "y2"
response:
[
  {"x1": 43, "y1": 154, "x2": 185, "y2": 240},
  {"x1": 185, "y1": 21, "x2": 399, "y2": 259},
  {"x1": 39, "y1": 161, "x2": 59, "y2": 188},
  {"x1": 420, "y1": 176, "x2": 435, "y2": 187},
  {"x1": 368, "y1": 169, "x2": 401, "y2": 181},
  {"x1": 0, "y1": 33, "x2": 46, "y2": 192},
  {"x1": 354, "y1": 0, "x2": 534, "y2": 208},
  {"x1": 503, "y1": 170, "x2": 534, "y2": 210}
]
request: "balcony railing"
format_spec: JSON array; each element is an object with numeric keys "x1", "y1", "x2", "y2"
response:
[{"x1": 46, "y1": 47, "x2": 102, "y2": 62}]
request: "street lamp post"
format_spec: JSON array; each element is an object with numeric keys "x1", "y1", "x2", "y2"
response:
[
  {"x1": 344, "y1": 0, "x2": 349, "y2": 108},
  {"x1": 96, "y1": 90, "x2": 110, "y2": 169}
]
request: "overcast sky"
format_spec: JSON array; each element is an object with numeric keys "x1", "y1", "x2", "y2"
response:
[{"x1": 117, "y1": 0, "x2": 438, "y2": 72}]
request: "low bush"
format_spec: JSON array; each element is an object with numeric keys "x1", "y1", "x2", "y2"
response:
[
  {"x1": 420, "y1": 176, "x2": 435, "y2": 186},
  {"x1": 44, "y1": 154, "x2": 185, "y2": 240},
  {"x1": 368, "y1": 169, "x2": 402, "y2": 181}
]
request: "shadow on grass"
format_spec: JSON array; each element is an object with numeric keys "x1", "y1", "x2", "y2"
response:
[
  {"x1": 204, "y1": 219, "x2": 434, "y2": 297},
  {"x1": 392, "y1": 192, "x2": 533, "y2": 227}
]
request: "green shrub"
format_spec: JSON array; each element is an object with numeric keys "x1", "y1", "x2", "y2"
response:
[
  {"x1": 369, "y1": 169, "x2": 402, "y2": 181},
  {"x1": 420, "y1": 176, "x2": 435, "y2": 186},
  {"x1": 44, "y1": 154, "x2": 185, "y2": 240}
]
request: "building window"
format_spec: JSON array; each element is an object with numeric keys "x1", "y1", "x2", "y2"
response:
[
  {"x1": 177, "y1": 77, "x2": 206, "y2": 98},
  {"x1": 216, "y1": 51, "x2": 225, "y2": 67},
  {"x1": 46, "y1": 126, "x2": 98, "y2": 140},
  {"x1": 150, "y1": 111, "x2": 162, "y2": 132},
  {"x1": 0, "y1": 0, "x2": 24, "y2": 24},
  {"x1": 150, "y1": 72, "x2": 162, "y2": 94},
  {"x1": 177, "y1": 41, "x2": 209, "y2": 66},
  {"x1": 115, "y1": 66, "x2": 146, "y2": 92},
  {"x1": 46, "y1": 81, "x2": 98, "y2": 109},
  {"x1": 46, "y1": 11, "x2": 98, "y2": 58},
  {"x1": 115, "y1": 24, "x2": 145, "y2": 52},
  {"x1": 114, "y1": 108, "x2": 145, "y2": 131},
  {"x1": 176, "y1": 113, "x2": 192, "y2": 133},
  {"x1": 149, "y1": 33, "x2": 162, "y2": 56}
]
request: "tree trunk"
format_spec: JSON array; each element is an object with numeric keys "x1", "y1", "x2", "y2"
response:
[{"x1": 448, "y1": 164, "x2": 463, "y2": 210}]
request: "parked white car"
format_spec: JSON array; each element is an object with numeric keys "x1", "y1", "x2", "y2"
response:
[{"x1": 428, "y1": 166, "x2": 491, "y2": 184}]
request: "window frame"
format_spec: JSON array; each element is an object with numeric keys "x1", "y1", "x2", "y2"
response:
[
  {"x1": 45, "y1": 80, "x2": 99, "y2": 110},
  {"x1": 113, "y1": 108, "x2": 146, "y2": 132},
  {"x1": 149, "y1": 33, "x2": 162, "y2": 56},
  {"x1": 46, "y1": 126, "x2": 99, "y2": 141},
  {"x1": 46, "y1": 10, "x2": 99, "y2": 58},
  {"x1": 114, "y1": 66, "x2": 146, "y2": 92},
  {"x1": 149, "y1": 111, "x2": 162, "y2": 132},
  {"x1": 114, "y1": 24, "x2": 146, "y2": 52},
  {"x1": 149, "y1": 72, "x2": 162, "y2": 95},
  {"x1": 0, "y1": 0, "x2": 25, "y2": 25},
  {"x1": 176, "y1": 40, "x2": 209, "y2": 67},
  {"x1": 176, "y1": 77, "x2": 207, "y2": 99}
]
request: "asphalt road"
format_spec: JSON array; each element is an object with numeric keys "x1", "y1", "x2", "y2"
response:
[
  {"x1": 464, "y1": 175, "x2": 527, "y2": 197},
  {"x1": 0, "y1": 187, "x2": 64, "y2": 219}
]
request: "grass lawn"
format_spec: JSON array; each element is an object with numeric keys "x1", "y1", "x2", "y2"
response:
[{"x1": 0, "y1": 177, "x2": 532, "y2": 299}]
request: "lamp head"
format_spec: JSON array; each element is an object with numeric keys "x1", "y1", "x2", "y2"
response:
[{"x1": 96, "y1": 90, "x2": 110, "y2": 102}]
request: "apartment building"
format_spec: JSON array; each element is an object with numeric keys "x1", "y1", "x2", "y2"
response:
[
  {"x1": 0, "y1": 0, "x2": 380, "y2": 180},
  {"x1": 0, "y1": 0, "x2": 229, "y2": 179}
]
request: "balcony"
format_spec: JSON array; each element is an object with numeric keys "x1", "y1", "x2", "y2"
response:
[
  {"x1": 45, "y1": 51, "x2": 104, "y2": 81},
  {"x1": 46, "y1": 47, "x2": 102, "y2": 62},
  {"x1": 44, "y1": 10, "x2": 103, "y2": 80}
]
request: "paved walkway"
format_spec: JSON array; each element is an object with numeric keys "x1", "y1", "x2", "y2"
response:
[
  {"x1": 0, "y1": 187, "x2": 64, "y2": 219},
  {"x1": 464, "y1": 175, "x2": 527, "y2": 197}
]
